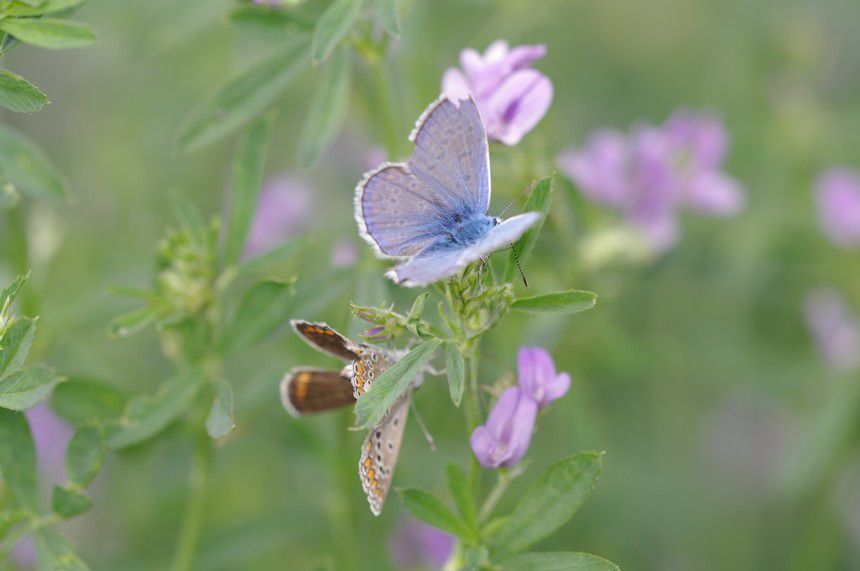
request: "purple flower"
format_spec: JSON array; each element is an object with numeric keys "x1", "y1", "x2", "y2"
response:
[
  {"x1": 443, "y1": 40, "x2": 553, "y2": 145},
  {"x1": 517, "y1": 347, "x2": 571, "y2": 409},
  {"x1": 26, "y1": 402, "x2": 73, "y2": 487},
  {"x1": 803, "y1": 288, "x2": 860, "y2": 372},
  {"x1": 388, "y1": 518, "x2": 455, "y2": 570},
  {"x1": 558, "y1": 109, "x2": 744, "y2": 252},
  {"x1": 814, "y1": 168, "x2": 860, "y2": 248},
  {"x1": 243, "y1": 174, "x2": 313, "y2": 259},
  {"x1": 470, "y1": 386, "x2": 537, "y2": 469}
]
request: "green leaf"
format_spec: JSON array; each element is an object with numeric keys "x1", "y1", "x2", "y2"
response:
[
  {"x1": 501, "y1": 552, "x2": 620, "y2": 571},
  {"x1": 511, "y1": 290, "x2": 597, "y2": 315},
  {"x1": 107, "y1": 306, "x2": 157, "y2": 338},
  {"x1": 397, "y1": 488, "x2": 473, "y2": 540},
  {"x1": 219, "y1": 278, "x2": 296, "y2": 354},
  {"x1": 50, "y1": 378, "x2": 126, "y2": 425},
  {"x1": 0, "y1": 68, "x2": 48, "y2": 113},
  {"x1": 66, "y1": 425, "x2": 104, "y2": 487},
  {"x1": 444, "y1": 341, "x2": 464, "y2": 406},
  {"x1": 0, "y1": 508, "x2": 29, "y2": 541},
  {"x1": 298, "y1": 44, "x2": 351, "y2": 167},
  {"x1": 375, "y1": 0, "x2": 401, "y2": 36},
  {"x1": 0, "y1": 18, "x2": 96, "y2": 50},
  {"x1": 35, "y1": 528, "x2": 89, "y2": 571},
  {"x1": 235, "y1": 237, "x2": 309, "y2": 277},
  {"x1": 446, "y1": 463, "x2": 477, "y2": 534},
  {"x1": 107, "y1": 373, "x2": 204, "y2": 450},
  {"x1": 229, "y1": 5, "x2": 313, "y2": 30},
  {"x1": 504, "y1": 176, "x2": 553, "y2": 282},
  {"x1": 205, "y1": 378, "x2": 235, "y2": 440},
  {"x1": 0, "y1": 316, "x2": 36, "y2": 377},
  {"x1": 0, "y1": 365, "x2": 64, "y2": 411},
  {"x1": 353, "y1": 338, "x2": 440, "y2": 430},
  {"x1": 51, "y1": 485, "x2": 93, "y2": 519},
  {"x1": 0, "y1": 123, "x2": 68, "y2": 201},
  {"x1": 493, "y1": 452, "x2": 603, "y2": 553},
  {"x1": 0, "y1": 408, "x2": 37, "y2": 509},
  {"x1": 311, "y1": 0, "x2": 363, "y2": 63},
  {"x1": 8, "y1": 0, "x2": 86, "y2": 16},
  {"x1": 177, "y1": 38, "x2": 309, "y2": 153},
  {"x1": 406, "y1": 292, "x2": 430, "y2": 323},
  {"x1": 0, "y1": 273, "x2": 28, "y2": 306},
  {"x1": 223, "y1": 116, "x2": 271, "y2": 267}
]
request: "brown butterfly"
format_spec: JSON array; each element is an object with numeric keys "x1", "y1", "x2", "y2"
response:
[{"x1": 281, "y1": 320, "x2": 413, "y2": 516}]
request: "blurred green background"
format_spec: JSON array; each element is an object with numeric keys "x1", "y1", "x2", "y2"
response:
[{"x1": 2, "y1": 0, "x2": 860, "y2": 569}]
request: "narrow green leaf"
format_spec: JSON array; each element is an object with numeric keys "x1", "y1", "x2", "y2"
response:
[
  {"x1": 0, "y1": 316, "x2": 36, "y2": 377},
  {"x1": 375, "y1": 0, "x2": 401, "y2": 36},
  {"x1": 235, "y1": 237, "x2": 309, "y2": 276},
  {"x1": 35, "y1": 528, "x2": 89, "y2": 571},
  {"x1": 354, "y1": 338, "x2": 440, "y2": 430},
  {"x1": 219, "y1": 278, "x2": 296, "y2": 354},
  {"x1": 0, "y1": 408, "x2": 37, "y2": 509},
  {"x1": 504, "y1": 176, "x2": 553, "y2": 282},
  {"x1": 8, "y1": 0, "x2": 86, "y2": 16},
  {"x1": 444, "y1": 341, "x2": 464, "y2": 406},
  {"x1": 493, "y1": 451, "x2": 603, "y2": 553},
  {"x1": 50, "y1": 378, "x2": 126, "y2": 425},
  {"x1": 229, "y1": 5, "x2": 314, "y2": 30},
  {"x1": 107, "y1": 373, "x2": 204, "y2": 450},
  {"x1": 0, "y1": 68, "x2": 48, "y2": 113},
  {"x1": 446, "y1": 463, "x2": 477, "y2": 534},
  {"x1": 224, "y1": 117, "x2": 271, "y2": 267},
  {"x1": 0, "y1": 509, "x2": 29, "y2": 541},
  {"x1": 66, "y1": 425, "x2": 104, "y2": 487},
  {"x1": 511, "y1": 290, "x2": 597, "y2": 314},
  {"x1": 406, "y1": 292, "x2": 430, "y2": 323},
  {"x1": 51, "y1": 485, "x2": 92, "y2": 519},
  {"x1": 0, "y1": 18, "x2": 96, "y2": 50},
  {"x1": 0, "y1": 273, "x2": 28, "y2": 307},
  {"x1": 205, "y1": 378, "x2": 235, "y2": 440},
  {"x1": 501, "y1": 552, "x2": 620, "y2": 571},
  {"x1": 177, "y1": 38, "x2": 309, "y2": 153},
  {"x1": 397, "y1": 488, "x2": 473, "y2": 540},
  {"x1": 311, "y1": 0, "x2": 363, "y2": 63},
  {"x1": 0, "y1": 365, "x2": 64, "y2": 411},
  {"x1": 0, "y1": 124, "x2": 68, "y2": 201},
  {"x1": 298, "y1": 44, "x2": 351, "y2": 167},
  {"x1": 107, "y1": 306, "x2": 157, "y2": 338}
]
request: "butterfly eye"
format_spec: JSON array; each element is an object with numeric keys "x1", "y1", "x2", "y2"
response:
[{"x1": 492, "y1": 216, "x2": 501, "y2": 225}]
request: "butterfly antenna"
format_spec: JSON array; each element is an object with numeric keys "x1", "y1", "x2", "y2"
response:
[
  {"x1": 498, "y1": 180, "x2": 537, "y2": 218},
  {"x1": 510, "y1": 242, "x2": 528, "y2": 288},
  {"x1": 410, "y1": 400, "x2": 436, "y2": 452}
]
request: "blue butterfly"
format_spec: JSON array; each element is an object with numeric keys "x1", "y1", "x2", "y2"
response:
[{"x1": 355, "y1": 95, "x2": 541, "y2": 287}]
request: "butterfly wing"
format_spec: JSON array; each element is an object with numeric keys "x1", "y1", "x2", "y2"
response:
[
  {"x1": 292, "y1": 320, "x2": 360, "y2": 362},
  {"x1": 359, "y1": 393, "x2": 410, "y2": 516},
  {"x1": 355, "y1": 96, "x2": 491, "y2": 259},
  {"x1": 280, "y1": 368, "x2": 356, "y2": 417},
  {"x1": 355, "y1": 164, "x2": 446, "y2": 257},
  {"x1": 387, "y1": 212, "x2": 541, "y2": 287},
  {"x1": 408, "y1": 96, "x2": 491, "y2": 215},
  {"x1": 350, "y1": 345, "x2": 395, "y2": 399}
]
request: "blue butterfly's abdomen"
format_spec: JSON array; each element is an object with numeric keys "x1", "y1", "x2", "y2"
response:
[{"x1": 429, "y1": 211, "x2": 495, "y2": 251}]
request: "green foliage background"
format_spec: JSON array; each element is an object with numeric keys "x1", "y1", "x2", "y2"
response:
[{"x1": 1, "y1": 0, "x2": 860, "y2": 569}]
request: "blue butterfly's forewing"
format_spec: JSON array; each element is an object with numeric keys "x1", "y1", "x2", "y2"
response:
[{"x1": 408, "y1": 97, "x2": 491, "y2": 215}]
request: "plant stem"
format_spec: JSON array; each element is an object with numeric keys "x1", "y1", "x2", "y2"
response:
[
  {"x1": 6, "y1": 204, "x2": 36, "y2": 315},
  {"x1": 171, "y1": 430, "x2": 213, "y2": 571},
  {"x1": 477, "y1": 470, "x2": 510, "y2": 523}
]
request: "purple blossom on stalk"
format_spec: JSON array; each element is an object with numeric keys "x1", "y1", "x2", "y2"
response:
[
  {"x1": 470, "y1": 386, "x2": 537, "y2": 469},
  {"x1": 243, "y1": 174, "x2": 313, "y2": 259},
  {"x1": 517, "y1": 347, "x2": 571, "y2": 409},
  {"x1": 814, "y1": 168, "x2": 860, "y2": 248},
  {"x1": 558, "y1": 109, "x2": 744, "y2": 252},
  {"x1": 388, "y1": 518, "x2": 455, "y2": 570},
  {"x1": 803, "y1": 288, "x2": 860, "y2": 372},
  {"x1": 442, "y1": 40, "x2": 553, "y2": 145}
]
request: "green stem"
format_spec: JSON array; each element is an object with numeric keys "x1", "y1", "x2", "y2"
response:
[
  {"x1": 6, "y1": 204, "x2": 36, "y2": 315},
  {"x1": 171, "y1": 431, "x2": 213, "y2": 571},
  {"x1": 477, "y1": 470, "x2": 510, "y2": 523},
  {"x1": 463, "y1": 343, "x2": 482, "y2": 493}
]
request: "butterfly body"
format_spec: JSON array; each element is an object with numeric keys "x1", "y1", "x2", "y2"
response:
[
  {"x1": 283, "y1": 320, "x2": 417, "y2": 515},
  {"x1": 355, "y1": 95, "x2": 541, "y2": 287}
]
